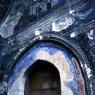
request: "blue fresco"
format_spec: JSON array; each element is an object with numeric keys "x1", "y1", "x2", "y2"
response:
[{"x1": 8, "y1": 42, "x2": 84, "y2": 95}]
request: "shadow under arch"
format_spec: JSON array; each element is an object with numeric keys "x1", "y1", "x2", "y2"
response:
[{"x1": 24, "y1": 60, "x2": 61, "y2": 95}]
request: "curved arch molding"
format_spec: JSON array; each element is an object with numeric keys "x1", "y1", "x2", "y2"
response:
[{"x1": 8, "y1": 42, "x2": 85, "y2": 95}]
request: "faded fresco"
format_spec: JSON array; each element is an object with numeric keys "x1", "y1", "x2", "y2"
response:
[
  {"x1": 0, "y1": 0, "x2": 94, "y2": 95},
  {"x1": 8, "y1": 43, "x2": 85, "y2": 95}
]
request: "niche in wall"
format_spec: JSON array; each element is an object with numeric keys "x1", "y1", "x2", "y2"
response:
[{"x1": 24, "y1": 60, "x2": 61, "y2": 95}]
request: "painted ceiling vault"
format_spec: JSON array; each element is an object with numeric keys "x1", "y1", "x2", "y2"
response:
[{"x1": 0, "y1": 0, "x2": 95, "y2": 95}]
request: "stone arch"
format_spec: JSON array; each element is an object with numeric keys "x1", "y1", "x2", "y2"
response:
[{"x1": 7, "y1": 41, "x2": 86, "y2": 95}]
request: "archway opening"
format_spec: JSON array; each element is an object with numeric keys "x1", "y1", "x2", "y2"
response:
[{"x1": 24, "y1": 60, "x2": 61, "y2": 95}]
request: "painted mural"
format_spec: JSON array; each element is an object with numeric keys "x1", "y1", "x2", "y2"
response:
[{"x1": 8, "y1": 42, "x2": 85, "y2": 95}]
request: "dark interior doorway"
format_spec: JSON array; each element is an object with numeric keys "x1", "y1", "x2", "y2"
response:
[{"x1": 24, "y1": 60, "x2": 61, "y2": 95}]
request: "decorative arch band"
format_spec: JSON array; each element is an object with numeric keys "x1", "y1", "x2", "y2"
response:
[{"x1": 8, "y1": 42, "x2": 85, "y2": 95}]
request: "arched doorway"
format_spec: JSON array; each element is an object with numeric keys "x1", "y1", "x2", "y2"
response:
[
  {"x1": 24, "y1": 60, "x2": 61, "y2": 95},
  {"x1": 7, "y1": 40, "x2": 87, "y2": 95}
]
